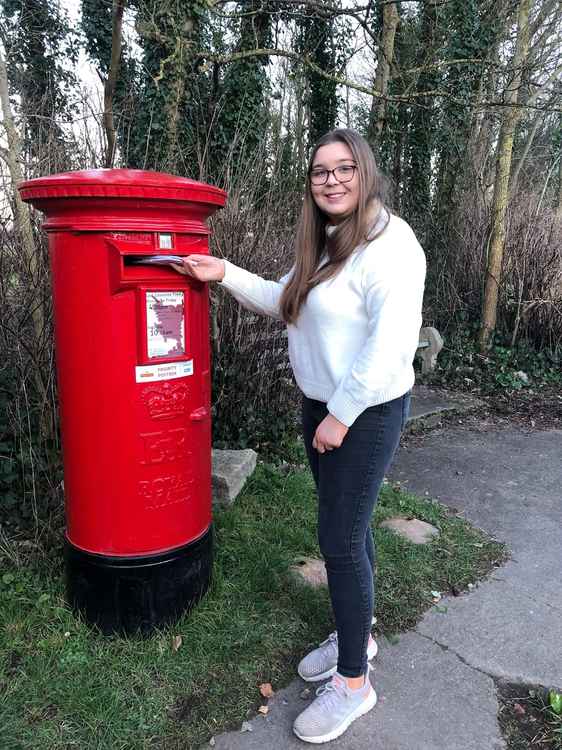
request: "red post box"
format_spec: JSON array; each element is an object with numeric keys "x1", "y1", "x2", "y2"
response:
[{"x1": 18, "y1": 169, "x2": 226, "y2": 634}]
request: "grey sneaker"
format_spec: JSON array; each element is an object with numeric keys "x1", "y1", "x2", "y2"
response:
[
  {"x1": 297, "y1": 619, "x2": 378, "y2": 683},
  {"x1": 293, "y1": 668, "x2": 377, "y2": 744}
]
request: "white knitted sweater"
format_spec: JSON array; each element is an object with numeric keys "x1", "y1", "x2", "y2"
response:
[{"x1": 219, "y1": 211, "x2": 426, "y2": 427}]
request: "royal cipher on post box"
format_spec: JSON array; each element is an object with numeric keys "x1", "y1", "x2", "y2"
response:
[{"x1": 18, "y1": 170, "x2": 226, "y2": 635}]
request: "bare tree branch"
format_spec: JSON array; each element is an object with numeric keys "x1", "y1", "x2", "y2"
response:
[{"x1": 197, "y1": 47, "x2": 562, "y2": 112}]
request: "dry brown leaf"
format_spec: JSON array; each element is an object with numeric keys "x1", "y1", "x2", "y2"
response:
[
  {"x1": 171, "y1": 635, "x2": 183, "y2": 652},
  {"x1": 259, "y1": 682, "x2": 274, "y2": 698},
  {"x1": 258, "y1": 705, "x2": 269, "y2": 715}
]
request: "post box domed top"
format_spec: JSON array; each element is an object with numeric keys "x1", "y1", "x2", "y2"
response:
[
  {"x1": 18, "y1": 169, "x2": 227, "y2": 232},
  {"x1": 19, "y1": 169, "x2": 226, "y2": 205}
]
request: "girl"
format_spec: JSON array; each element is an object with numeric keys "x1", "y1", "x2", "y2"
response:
[{"x1": 173, "y1": 129, "x2": 426, "y2": 744}]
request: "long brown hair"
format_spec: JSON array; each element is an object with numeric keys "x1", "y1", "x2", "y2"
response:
[{"x1": 280, "y1": 129, "x2": 389, "y2": 324}]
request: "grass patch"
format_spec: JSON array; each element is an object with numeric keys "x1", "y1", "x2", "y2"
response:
[
  {"x1": 0, "y1": 447, "x2": 507, "y2": 749},
  {"x1": 375, "y1": 481, "x2": 507, "y2": 631}
]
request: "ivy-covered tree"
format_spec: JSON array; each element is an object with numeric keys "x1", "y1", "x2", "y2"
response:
[
  {"x1": 1, "y1": 0, "x2": 78, "y2": 166},
  {"x1": 295, "y1": 5, "x2": 338, "y2": 146},
  {"x1": 206, "y1": 0, "x2": 274, "y2": 181},
  {"x1": 374, "y1": 5, "x2": 416, "y2": 214},
  {"x1": 367, "y1": 1, "x2": 399, "y2": 151},
  {"x1": 433, "y1": 0, "x2": 501, "y2": 226},
  {"x1": 126, "y1": 0, "x2": 210, "y2": 174},
  {"x1": 401, "y1": 0, "x2": 444, "y2": 244}
]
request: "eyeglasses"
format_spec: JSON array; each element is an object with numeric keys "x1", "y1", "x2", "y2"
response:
[{"x1": 309, "y1": 165, "x2": 357, "y2": 186}]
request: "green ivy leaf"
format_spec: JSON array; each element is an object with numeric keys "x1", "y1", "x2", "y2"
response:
[{"x1": 548, "y1": 689, "x2": 562, "y2": 715}]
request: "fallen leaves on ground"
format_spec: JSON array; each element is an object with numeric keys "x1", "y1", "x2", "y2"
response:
[{"x1": 259, "y1": 682, "x2": 274, "y2": 698}]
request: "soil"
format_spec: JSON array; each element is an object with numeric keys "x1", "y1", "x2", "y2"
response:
[
  {"x1": 405, "y1": 385, "x2": 562, "y2": 445},
  {"x1": 497, "y1": 681, "x2": 562, "y2": 750}
]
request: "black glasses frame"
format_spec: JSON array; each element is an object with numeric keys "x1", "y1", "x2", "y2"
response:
[{"x1": 309, "y1": 165, "x2": 357, "y2": 186}]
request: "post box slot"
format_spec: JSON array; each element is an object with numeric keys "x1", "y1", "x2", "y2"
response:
[
  {"x1": 123, "y1": 254, "x2": 184, "y2": 267},
  {"x1": 106, "y1": 239, "x2": 189, "y2": 291},
  {"x1": 106, "y1": 238, "x2": 205, "y2": 296}
]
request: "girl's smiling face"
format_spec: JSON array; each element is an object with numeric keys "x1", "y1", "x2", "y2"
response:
[{"x1": 309, "y1": 142, "x2": 360, "y2": 224}]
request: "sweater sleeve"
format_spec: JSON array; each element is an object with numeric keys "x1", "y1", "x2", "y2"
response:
[
  {"x1": 218, "y1": 259, "x2": 292, "y2": 321},
  {"x1": 327, "y1": 238, "x2": 426, "y2": 427}
]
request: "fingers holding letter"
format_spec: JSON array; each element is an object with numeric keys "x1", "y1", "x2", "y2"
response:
[{"x1": 170, "y1": 255, "x2": 225, "y2": 282}]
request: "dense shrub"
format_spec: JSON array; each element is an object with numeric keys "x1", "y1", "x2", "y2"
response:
[
  {"x1": 424, "y1": 191, "x2": 562, "y2": 355},
  {"x1": 209, "y1": 146, "x2": 303, "y2": 449}
]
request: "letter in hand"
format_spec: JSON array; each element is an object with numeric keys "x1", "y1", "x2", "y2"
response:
[
  {"x1": 312, "y1": 414, "x2": 349, "y2": 454},
  {"x1": 171, "y1": 255, "x2": 225, "y2": 282}
]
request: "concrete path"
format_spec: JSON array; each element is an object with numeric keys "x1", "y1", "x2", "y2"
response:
[
  {"x1": 204, "y1": 421, "x2": 562, "y2": 750},
  {"x1": 407, "y1": 385, "x2": 485, "y2": 425}
]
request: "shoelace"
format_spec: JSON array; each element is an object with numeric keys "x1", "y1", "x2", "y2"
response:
[
  {"x1": 315, "y1": 676, "x2": 347, "y2": 701},
  {"x1": 316, "y1": 663, "x2": 374, "y2": 699},
  {"x1": 319, "y1": 632, "x2": 338, "y2": 649}
]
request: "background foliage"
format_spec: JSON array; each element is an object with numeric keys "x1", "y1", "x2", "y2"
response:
[{"x1": 0, "y1": 0, "x2": 560, "y2": 534}]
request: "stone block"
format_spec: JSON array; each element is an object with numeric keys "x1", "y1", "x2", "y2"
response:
[
  {"x1": 211, "y1": 448, "x2": 257, "y2": 508},
  {"x1": 418, "y1": 326, "x2": 444, "y2": 374},
  {"x1": 379, "y1": 516, "x2": 440, "y2": 544},
  {"x1": 290, "y1": 557, "x2": 327, "y2": 588}
]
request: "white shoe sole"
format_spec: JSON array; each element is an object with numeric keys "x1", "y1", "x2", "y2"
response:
[
  {"x1": 298, "y1": 640, "x2": 378, "y2": 683},
  {"x1": 293, "y1": 687, "x2": 377, "y2": 744}
]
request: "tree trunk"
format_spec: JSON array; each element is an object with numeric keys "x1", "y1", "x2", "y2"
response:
[
  {"x1": 368, "y1": 2, "x2": 399, "y2": 148},
  {"x1": 509, "y1": 113, "x2": 541, "y2": 195},
  {"x1": 556, "y1": 128, "x2": 562, "y2": 221},
  {"x1": 0, "y1": 50, "x2": 42, "y2": 341},
  {"x1": 478, "y1": 0, "x2": 532, "y2": 352},
  {"x1": 392, "y1": 128, "x2": 405, "y2": 213},
  {"x1": 0, "y1": 47, "x2": 52, "y2": 437},
  {"x1": 467, "y1": 59, "x2": 499, "y2": 204},
  {"x1": 103, "y1": 0, "x2": 126, "y2": 168},
  {"x1": 295, "y1": 73, "x2": 306, "y2": 182}
]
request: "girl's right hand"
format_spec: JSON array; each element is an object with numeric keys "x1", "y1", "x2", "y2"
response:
[{"x1": 171, "y1": 254, "x2": 226, "y2": 282}]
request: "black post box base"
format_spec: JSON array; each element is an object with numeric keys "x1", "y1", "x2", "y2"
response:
[{"x1": 65, "y1": 527, "x2": 213, "y2": 636}]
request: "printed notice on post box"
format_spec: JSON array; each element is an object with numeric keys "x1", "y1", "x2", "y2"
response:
[
  {"x1": 135, "y1": 360, "x2": 193, "y2": 383},
  {"x1": 146, "y1": 291, "x2": 185, "y2": 359}
]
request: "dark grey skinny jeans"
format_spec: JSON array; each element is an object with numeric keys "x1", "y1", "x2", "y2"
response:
[{"x1": 301, "y1": 391, "x2": 411, "y2": 678}]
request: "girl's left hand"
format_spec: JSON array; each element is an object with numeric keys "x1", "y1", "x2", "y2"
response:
[{"x1": 313, "y1": 414, "x2": 349, "y2": 453}]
